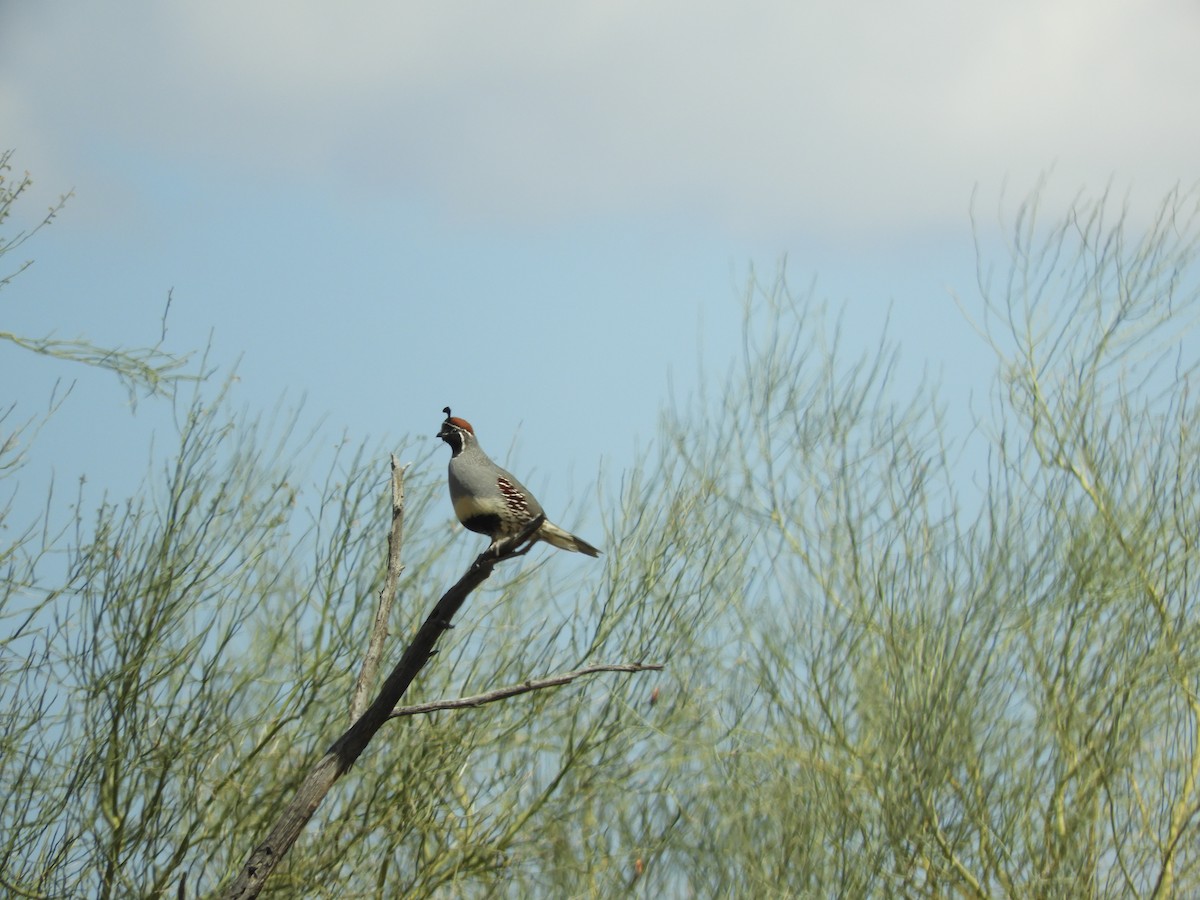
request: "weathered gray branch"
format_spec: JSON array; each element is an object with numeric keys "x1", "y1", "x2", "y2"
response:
[
  {"x1": 389, "y1": 663, "x2": 664, "y2": 719},
  {"x1": 350, "y1": 456, "x2": 408, "y2": 724},
  {"x1": 219, "y1": 513, "x2": 547, "y2": 900}
]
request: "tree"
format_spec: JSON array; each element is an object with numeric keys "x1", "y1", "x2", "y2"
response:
[
  {"x1": 643, "y1": 186, "x2": 1200, "y2": 898},
  {"x1": 0, "y1": 150, "x2": 190, "y2": 399},
  {"x1": 4, "y1": 155, "x2": 1200, "y2": 897}
]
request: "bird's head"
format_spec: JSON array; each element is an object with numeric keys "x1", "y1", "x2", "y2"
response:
[{"x1": 437, "y1": 407, "x2": 476, "y2": 455}]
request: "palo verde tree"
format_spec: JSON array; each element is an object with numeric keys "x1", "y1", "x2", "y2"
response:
[
  {"x1": 0, "y1": 154, "x2": 699, "y2": 898},
  {"x1": 4, "y1": 151, "x2": 1200, "y2": 898},
  {"x1": 633, "y1": 185, "x2": 1200, "y2": 898}
]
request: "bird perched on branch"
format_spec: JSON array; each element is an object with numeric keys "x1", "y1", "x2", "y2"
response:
[{"x1": 437, "y1": 407, "x2": 601, "y2": 558}]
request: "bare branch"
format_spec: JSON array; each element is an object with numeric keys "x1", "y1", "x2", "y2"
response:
[
  {"x1": 350, "y1": 457, "x2": 408, "y2": 724},
  {"x1": 388, "y1": 663, "x2": 664, "y2": 719},
  {"x1": 220, "y1": 513, "x2": 547, "y2": 900}
]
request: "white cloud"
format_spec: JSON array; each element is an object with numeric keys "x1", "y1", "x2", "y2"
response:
[{"x1": 3, "y1": 0, "x2": 1197, "y2": 237}]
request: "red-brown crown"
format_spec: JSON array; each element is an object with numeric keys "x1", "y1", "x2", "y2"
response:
[{"x1": 442, "y1": 407, "x2": 474, "y2": 434}]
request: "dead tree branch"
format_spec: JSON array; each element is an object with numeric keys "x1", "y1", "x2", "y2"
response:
[
  {"x1": 220, "y1": 514, "x2": 546, "y2": 900},
  {"x1": 388, "y1": 663, "x2": 664, "y2": 719},
  {"x1": 350, "y1": 456, "x2": 408, "y2": 724}
]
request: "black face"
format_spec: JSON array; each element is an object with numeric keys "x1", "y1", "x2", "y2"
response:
[{"x1": 438, "y1": 420, "x2": 465, "y2": 455}]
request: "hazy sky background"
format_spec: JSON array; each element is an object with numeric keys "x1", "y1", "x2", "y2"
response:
[{"x1": 3, "y1": 1, "x2": 1198, "y2": 546}]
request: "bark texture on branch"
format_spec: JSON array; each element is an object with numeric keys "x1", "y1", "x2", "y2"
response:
[
  {"x1": 388, "y1": 663, "x2": 663, "y2": 718},
  {"x1": 219, "y1": 515, "x2": 546, "y2": 900},
  {"x1": 350, "y1": 456, "x2": 407, "y2": 724}
]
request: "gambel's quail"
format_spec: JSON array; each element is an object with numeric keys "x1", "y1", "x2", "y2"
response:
[{"x1": 437, "y1": 407, "x2": 601, "y2": 557}]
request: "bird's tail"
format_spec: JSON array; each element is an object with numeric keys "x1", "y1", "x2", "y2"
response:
[{"x1": 539, "y1": 520, "x2": 602, "y2": 557}]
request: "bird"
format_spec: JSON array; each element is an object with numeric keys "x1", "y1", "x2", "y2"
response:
[{"x1": 437, "y1": 407, "x2": 601, "y2": 558}]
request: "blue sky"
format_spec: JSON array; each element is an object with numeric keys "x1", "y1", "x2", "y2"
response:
[{"x1": 3, "y1": 1, "x2": 1199, "y2": 542}]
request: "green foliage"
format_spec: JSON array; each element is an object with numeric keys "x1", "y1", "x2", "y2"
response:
[
  {"x1": 650, "y1": 187, "x2": 1200, "y2": 898},
  {"x1": 0, "y1": 150, "x2": 191, "y2": 401},
  {"x1": 3, "y1": 171, "x2": 1200, "y2": 898}
]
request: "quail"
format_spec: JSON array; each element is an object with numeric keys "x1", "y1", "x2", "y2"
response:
[{"x1": 437, "y1": 408, "x2": 601, "y2": 557}]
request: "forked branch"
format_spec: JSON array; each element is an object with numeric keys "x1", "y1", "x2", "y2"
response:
[{"x1": 220, "y1": 514, "x2": 546, "y2": 899}]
